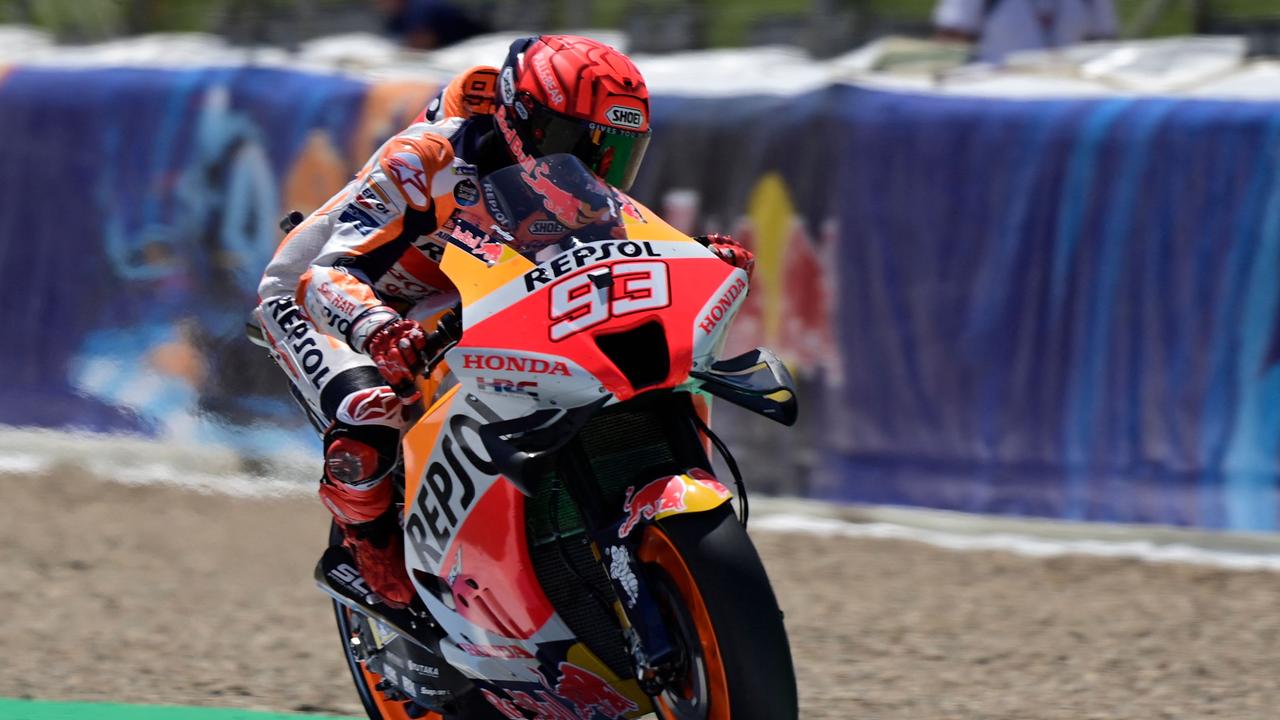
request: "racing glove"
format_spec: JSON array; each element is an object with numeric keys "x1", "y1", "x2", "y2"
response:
[
  {"x1": 362, "y1": 308, "x2": 463, "y2": 402},
  {"x1": 364, "y1": 315, "x2": 430, "y2": 401},
  {"x1": 697, "y1": 234, "x2": 755, "y2": 279}
]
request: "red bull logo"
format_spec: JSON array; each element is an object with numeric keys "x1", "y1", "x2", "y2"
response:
[
  {"x1": 553, "y1": 662, "x2": 638, "y2": 719},
  {"x1": 449, "y1": 218, "x2": 506, "y2": 264},
  {"x1": 481, "y1": 661, "x2": 638, "y2": 720},
  {"x1": 618, "y1": 477, "x2": 688, "y2": 538}
]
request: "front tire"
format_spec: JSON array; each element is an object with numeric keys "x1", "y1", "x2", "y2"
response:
[{"x1": 638, "y1": 506, "x2": 798, "y2": 719}]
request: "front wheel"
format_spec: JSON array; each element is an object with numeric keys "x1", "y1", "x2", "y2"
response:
[{"x1": 637, "y1": 506, "x2": 798, "y2": 720}]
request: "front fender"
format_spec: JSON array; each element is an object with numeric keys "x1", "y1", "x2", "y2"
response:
[{"x1": 615, "y1": 468, "x2": 733, "y2": 540}]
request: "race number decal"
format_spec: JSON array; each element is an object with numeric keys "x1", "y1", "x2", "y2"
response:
[{"x1": 549, "y1": 261, "x2": 670, "y2": 341}]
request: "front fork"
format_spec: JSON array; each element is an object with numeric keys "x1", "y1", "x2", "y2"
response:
[
  {"x1": 590, "y1": 469, "x2": 735, "y2": 694},
  {"x1": 594, "y1": 532, "x2": 680, "y2": 694}
]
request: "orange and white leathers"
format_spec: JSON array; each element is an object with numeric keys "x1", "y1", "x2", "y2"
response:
[{"x1": 255, "y1": 67, "x2": 499, "y2": 523}]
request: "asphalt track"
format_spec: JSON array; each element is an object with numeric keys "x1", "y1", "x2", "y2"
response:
[{"x1": 9, "y1": 465, "x2": 1280, "y2": 719}]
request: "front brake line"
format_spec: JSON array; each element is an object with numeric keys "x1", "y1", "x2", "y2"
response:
[{"x1": 689, "y1": 412, "x2": 748, "y2": 528}]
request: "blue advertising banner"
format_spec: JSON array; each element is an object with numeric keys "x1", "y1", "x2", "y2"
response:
[
  {"x1": 4, "y1": 64, "x2": 1280, "y2": 531},
  {"x1": 637, "y1": 86, "x2": 1280, "y2": 531},
  {"x1": 0, "y1": 66, "x2": 434, "y2": 457}
]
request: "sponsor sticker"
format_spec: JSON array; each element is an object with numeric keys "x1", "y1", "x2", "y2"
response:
[
  {"x1": 522, "y1": 240, "x2": 661, "y2": 291},
  {"x1": 529, "y1": 219, "x2": 566, "y2": 236},
  {"x1": 337, "y1": 204, "x2": 381, "y2": 236},
  {"x1": 448, "y1": 217, "x2": 504, "y2": 264},
  {"x1": 336, "y1": 386, "x2": 403, "y2": 427},
  {"x1": 531, "y1": 54, "x2": 565, "y2": 106},
  {"x1": 453, "y1": 178, "x2": 480, "y2": 206},
  {"x1": 481, "y1": 181, "x2": 511, "y2": 227},
  {"x1": 266, "y1": 297, "x2": 333, "y2": 387},
  {"x1": 385, "y1": 152, "x2": 430, "y2": 207},
  {"x1": 619, "y1": 478, "x2": 687, "y2": 537},
  {"x1": 698, "y1": 276, "x2": 748, "y2": 336},
  {"x1": 404, "y1": 395, "x2": 502, "y2": 567},
  {"x1": 499, "y1": 66, "x2": 516, "y2": 104},
  {"x1": 607, "y1": 546, "x2": 640, "y2": 607},
  {"x1": 605, "y1": 105, "x2": 645, "y2": 130},
  {"x1": 475, "y1": 377, "x2": 539, "y2": 399},
  {"x1": 354, "y1": 186, "x2": 391, "y2": 215},
  {"x1": 461, "y1": 353, "x2": 571, "y2": 376},
  {"x1": 457, "y1": 642, "x2": 534, "y2": 659},
  {"x1": 481, "y1": 662, "x2": 639, "y2": 720}
]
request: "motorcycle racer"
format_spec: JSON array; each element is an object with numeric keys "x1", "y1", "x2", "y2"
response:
[{"x1": 255, "y1": 34, "x2": 754, "y2": 607}]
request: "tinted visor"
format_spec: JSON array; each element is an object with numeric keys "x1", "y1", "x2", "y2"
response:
[{"x1": 520, "y1": 100, "x2": 651, "y2": 192}]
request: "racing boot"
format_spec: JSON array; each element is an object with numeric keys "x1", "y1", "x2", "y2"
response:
[
  {"x1": 319, "y1": 435, "x2": 414, "y2": 607},
  {"x1": 340, "y1": 509, "x2": 414, "y2": 608}
]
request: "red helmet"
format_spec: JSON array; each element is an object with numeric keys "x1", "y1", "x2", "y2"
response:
[{"x1": 495, "y1": 35, "x2": 651, "y2": 192}]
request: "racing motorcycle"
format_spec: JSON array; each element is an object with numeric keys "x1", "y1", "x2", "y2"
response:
[{"x1": 316, "y1": 154, "x2": 799, "y2": 720}]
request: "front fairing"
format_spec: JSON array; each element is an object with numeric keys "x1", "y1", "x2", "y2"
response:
[{"x1": 437, "y1": 155, "x2": 745, "y2": 418}]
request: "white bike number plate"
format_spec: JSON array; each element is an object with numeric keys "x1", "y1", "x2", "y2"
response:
[{"x1": 549, "y1": 261, "x2": 669, "y2": 341}]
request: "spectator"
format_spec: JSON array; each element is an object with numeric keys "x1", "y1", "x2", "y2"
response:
[
  {"x1": 377, "y1": 0, "x2": 490, "y2": 50},
  {"x1": 934, "y1": 0, "x2": 1118, "y2": 63}
]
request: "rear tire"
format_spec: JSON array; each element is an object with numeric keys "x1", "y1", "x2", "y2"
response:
[
  {"x1": 334, "y1": 601, "x2": 437, "y2": 720},
  {"x1": 330, "y1": 524, "x2": 501, "y2": 720},
  {"x1": 639, "y1": 506, "x2": 798, "y2": 719},
  {"x1": 330, "y1": 519, "x2": 445, "y2": 720}
]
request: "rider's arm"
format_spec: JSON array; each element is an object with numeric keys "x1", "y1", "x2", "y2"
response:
[{"x1": 296, "y1": 129, "x2": 455, "y2": 353}]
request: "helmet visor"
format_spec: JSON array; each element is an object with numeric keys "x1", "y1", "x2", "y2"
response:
[{"x1": 521, "y1": 101, "x2": 651, "y2": 192}]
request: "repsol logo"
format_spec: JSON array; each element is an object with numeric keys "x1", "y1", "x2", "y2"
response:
[
  {"x1": 698, "y1": 276, "x2": 747, "y2": 335},
  {"x1": 523, "y1": 241, "x2": 660, "y2": 291},
  {"x1": 405, "y1": 394, "x2": 501, "y2": 566},
  {"x1": 605, "y1": 105, "x2": 645, "y2": 130},
  {"x1": 482, "y1": 182, "x2": 510, "y2": 227},
  {"x1": 267, "y1": 298, "x2": 332, "y2": 386}
]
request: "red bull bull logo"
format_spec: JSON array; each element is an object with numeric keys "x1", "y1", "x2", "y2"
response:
[
  {"x1": 618, "y1": 477, "x2": 688, "y2": 538},
  {"x1": 481, "y1": 661, "x2": 638, "y2": 719},
  {"x1": 553, "y1": 662, "x2": 638, "y2": 719}
]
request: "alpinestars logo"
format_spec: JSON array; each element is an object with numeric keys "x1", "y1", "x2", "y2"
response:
[
  {"x1": 605, "y1": 105, "x2": 645, "y2": 130},
  {"x1": 336, "y1": 386, "x2": 402, "y2": 427}
]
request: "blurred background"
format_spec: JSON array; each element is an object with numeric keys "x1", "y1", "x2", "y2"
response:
[
  {"x1": 4, "y1": 0, "x2": 1280, "y2": 524},
  {"x1": 8, "y1": 2, "x2": 1280, "y2": 719},
  {"x1": 3, "y1": 0, "x2": 1280, "y2": 55}
]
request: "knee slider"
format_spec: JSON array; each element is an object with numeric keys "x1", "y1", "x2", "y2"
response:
[{"x1": 324, "y1": 426, "x2": 399, "y2": 488}]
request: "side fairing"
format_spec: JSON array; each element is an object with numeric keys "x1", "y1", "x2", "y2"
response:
[
  {"x1": 400, "y1": 387, "x2": 574, "y2": 684},
  {"x1": 400, "y1": 384, "x2": 653, "y2": 714}
]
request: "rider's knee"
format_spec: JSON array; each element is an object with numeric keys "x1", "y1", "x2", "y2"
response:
[{"x1": 323, "y1": 424, "x2": 400, "y2": 488}]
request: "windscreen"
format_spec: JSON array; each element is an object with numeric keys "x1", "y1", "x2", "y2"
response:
[{"x1": 450, "y1": 154, "x2": 628, "y2": 258}]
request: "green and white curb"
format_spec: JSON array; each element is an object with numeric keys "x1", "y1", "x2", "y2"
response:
[{"x1": 0, "y1": 699, "x2": 358, "y2": 720}]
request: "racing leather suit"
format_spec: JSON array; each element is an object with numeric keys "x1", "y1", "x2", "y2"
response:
[{"x1": 256, "y1": 67, "x2": 501, "y2": 525}]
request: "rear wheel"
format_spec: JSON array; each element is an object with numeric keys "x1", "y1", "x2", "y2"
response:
[
  {"x1": 333, "y1": 601, "x2": 440, "y2": 720},
  {"x1": 637, "y1": 506, "x2": 798, "y2": 720},
  {"x1": 330, "y1": 516, "x2": 444, "y2": 720}
]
